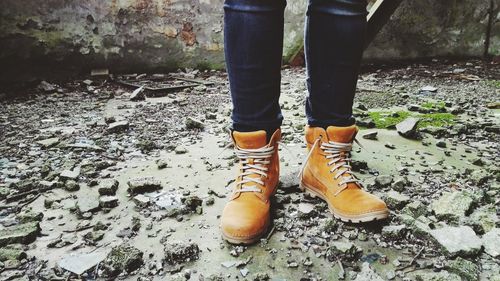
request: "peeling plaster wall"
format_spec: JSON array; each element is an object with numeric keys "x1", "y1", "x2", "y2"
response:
[{"x1": 0, "y1": 0, "x2": 498, "y2": 83}]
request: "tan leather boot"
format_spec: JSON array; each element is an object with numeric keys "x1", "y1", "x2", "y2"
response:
[
  {"x1": 300, "y1": 125, "x2": 389, "y2": 223},
  {"x1": 220, "y1": 129, "x2": 281, "y2": 244}
]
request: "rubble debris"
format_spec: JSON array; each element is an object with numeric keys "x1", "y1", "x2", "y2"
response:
[
  {"x1": 0, "y1": 245, "x2": 27, "y2": 261},
  {"x1": 185, "y1": 117, "x2": 205, "y2": 130},
  {"x1": 99, "y1": 196, "x2": 119, "y2": 208},
  {"x1": 396, "y1": 117, "x2": 420, "y2": 139},
  {"x1": 77, "y1": 195, "x2": 101, "y2": 214},
  {"x1": 353, "y1": 262, "x2": 384, "y2": 281},
  {"x1": 127, "y1": 177, "x2": 163, "y2": 194},
  {"x1": 37, "y1": 81, "x2": 57, "y2": 92},
  {"x1": 0, "y1": 222, "x2": 40, "y2": 246},
  {"x1": 326, "y1": 241, "x2": 362, "y2": 262},
  {"x1": 58, "y1": 251, "x2": 107, "y2": 275},
  {"x1": 164, "y1": 241, "x2": 200, "y2": 265},
  {"x1": 60, "y1": 168, "x2": 80, "y2": 180},
  {"x1": 429, "y1": 226, "x2": 482, "y2": 257},
  {"x1": 130, "y1": 86, "x2": 146, "y2": 101},
  {"x1": 102, "y1": 244, "x2": 144, "y2": 276},
  {"x1": 98, "y1": 179, "x2": 119, "y2": 195},
  {"x1": 36, "y1": 137, "x2": 60, "y2": 148},
  {"x1": 445, "y1": 257, "x2": 479, "y2": 281},
  {"x1": 107, "y1": 121, "x2": 129, "y2": 133},
  {"x1": 430, "y1": 191, "x2": 474, "y2": 222},
  {"x1": 362, "y1": 131, "x2": 378, "y2": 140},
  {"x1": 482, "y1": 228, "x2": 500, "y2": 258},
  {"x1": 383, "y1": 190, "x2": 410, "y2": 209}
]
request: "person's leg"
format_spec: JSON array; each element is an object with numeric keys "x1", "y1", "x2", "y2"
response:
[
  {"x1": 300, "y1": 0, "x2": 389, "y2": 223},
  {"x1": 221, "y1": 0, "x2": 286, "y2": 245},
  {"x1": 224, "y1": 0, "x2": 286, "y2": 135},
  {"x1": 305, "y1": 0, "x2": 367, "y2": 128}
]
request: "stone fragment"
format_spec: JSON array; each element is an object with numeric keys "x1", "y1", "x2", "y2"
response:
[
  {"x1": 133, "y1": 194, "x2": 150, "y2": 207},
  {"x1": 76, "y1": 196, "x2": 100, "y2": 213},
  {"x1": 383, "y1": 190, "x2": 410, "y2": 209},
  {"x1": 436, "y1": 140, "x2": 447, "y2": 148},
  {"x1": 391, "y1": 177, "x2": 408, "y2": 192},
  {"x1": 429, "y1": 226, "x2": 482, "y2": 257},
  {"x1": 465, "y1": 204, "x2": 498, "y2": 234},
  {"x1": 16, "y1": 210, "x2": 43, "y2": 223},
  {"x1": 0, "y1": 245, "x2": 27, "y2": 261},
  {"x1": 430, "y1": 191, "x2": 474, "y2": 222},
  {"x1": 98, "y1": 179, "x2": 119, "y2": 196},
  {"x1": 185, "y1": 117, "x2": 205, "y2": 130},
  {"x1": 107, "y1": 121, "x2": 129, "y2": 133},
  {"x1": 482, "y1": 228, "x2": 500, "y2": 258},
  {"x1": 99, "y1": 196, "x2": 119, "y2": 208},
  {"x1": 38, "y1": 81, "x2": 57, "y2": 92},
  {"x1": 58, "y1": 251, "x2": 107, "y2": 275},
  {"x1": 326, "y1": 241, "x2": 362, "y2": 262},
  {"x1": 130, "y1": 86, "x2": 145, "y2": 101},
  {"x1": 64, "y1": 180, "x2": 80, "y2": 191},
  {"x1": 362, "y1": 131, "x2": 378, "y2": 140},
  {"x1": 396, "y1": 117, "x2": 420, "y2": 138},
  {"x1": 60, "y1": 168, "x2": 80, "y2": 180},
  {"x1": 413, "y1": 271, "x2": 461, "y2": 281},
  {"x1": 0, "y1": 222, "x2": 40, "y2": 246},
  {"x1": 382, "y1": 225, "x2": 407, "y2": 239},
  {"x1": 102, "y1": 244, "x2": 144, "y2": 276},
  {"x1": 36, "y1": 137, "x2": 60, "y2": 148},
  {"x1": 127, "y1": 177, "x2": 162, "y2": 194},
  {"x1": 156, "y1": 159, "x2": 168, "y2": 169},
  {"x1": 164, "y1": 241, "x2": 200, "y2": 265},
  {"x1": 402, "y1": 200, "x2": 426, "y2": 218},
  {"x1": 353, "y1": 262, "x2": 384, "y2": 281},
  {"x1": 375, "y1": 175, "x2": 393, "y2": 187},
  {"x1": 445, "y1": 257, "x2": 479, "y2": 281},
  {"x1": 174, "y1": 146, "x2": 188, "y2": 154},
  {"x1": 420, "y1": 85, "x2": 437, "y2": 93}
]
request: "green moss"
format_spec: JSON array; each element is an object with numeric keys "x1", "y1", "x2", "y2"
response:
[
  {"x1": 484, "y1": 80, "x2": 500, "y2": 89},
  {"x1": 421, "y1": 101, "x2": 445, "y2": 109},
  {"x1": 368, "y1": 111, "x2": 411, "y2": 128},
  {"x1": 367, "y1": 111, "x2": 455, "y2": 129}
]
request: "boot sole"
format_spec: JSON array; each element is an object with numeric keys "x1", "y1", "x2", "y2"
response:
[
  {"x1": 221, "y1": 222, "x2": 269, "y2": 245},
  {"x1": 300, "y1": 181, "x2": 389, "y2": 223}
]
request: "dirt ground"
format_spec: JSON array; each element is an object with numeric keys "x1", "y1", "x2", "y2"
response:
[{"x1": 0, "y1": 59, "x2": 499, "y2": 280}]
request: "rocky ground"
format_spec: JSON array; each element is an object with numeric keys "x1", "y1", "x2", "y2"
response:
[{"x1": 0, "y1": 59, "x2": 499, "y2": 281}]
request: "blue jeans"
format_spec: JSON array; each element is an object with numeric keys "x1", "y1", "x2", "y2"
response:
[{"x1": 224, "y1": 0, "x2": 368, "y2": 133}]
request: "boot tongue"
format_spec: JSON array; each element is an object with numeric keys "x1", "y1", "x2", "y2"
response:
[
  {"x1": 232, "y1": 130, "x2": 268, "y2": 149},
  {"x1": 326, "y1": 125, "x2": 358, "y2": 143}
]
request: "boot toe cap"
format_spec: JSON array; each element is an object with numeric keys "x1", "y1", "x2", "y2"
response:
[{"x1": 220, "y1": 201, "x2": 270, "y2": 240}]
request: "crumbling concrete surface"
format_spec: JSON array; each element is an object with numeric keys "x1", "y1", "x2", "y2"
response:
[{"x1": 0, "y1": 60, "x2": 499, "y2": 280}]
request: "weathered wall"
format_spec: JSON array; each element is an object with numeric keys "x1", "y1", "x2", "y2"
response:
[{"x1": 0, "y1": 0, "x2": 498, "y2": 83}]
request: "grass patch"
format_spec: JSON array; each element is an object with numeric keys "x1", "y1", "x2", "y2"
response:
[
  {"x1": 484, "y1": 80, "x2": 500, "y2": 89},
  {"x1": 421, "y1": 101, "x2": 445, "y2": 109},
  {"x1": 367, "y1": 111, "x2": 455, "y2": 129}
]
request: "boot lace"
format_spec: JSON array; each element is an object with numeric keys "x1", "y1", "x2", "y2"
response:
[
  {"x1": 300, "y1": 137, "x2": 363, "y2": 196},
  {"x1": 234, "y1": 145, "x2": 275, "y2": 194}
]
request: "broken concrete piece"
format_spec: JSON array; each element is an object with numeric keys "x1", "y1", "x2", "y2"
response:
[
  {"x1": 133, "y1": 194, "x2": 150, "y2": 207},
  {"x1": 60, "y1": 168, "x2": 80, "y2": 180},
  {"x1": 76, "y1": 196, "x2": 100, "y2": 213},
  {"x1": 0, "y1": 222, "x2": 40, "y2": 247},
  {"x1": 383, "y1": 190, "x2": 410, "y2": 209},
  {"x1": 185, "y1": 117, "x2": 205, "y2": 130},
  {"x1": 429, "y1": 226, "x2": 482, "y2": 257},
  {"x1": 127, "y1": 177, "x2": 163, "y2": 194},
  {"x1": 430, "y1": 191, "x2": 474, "y2": 222},
  {"x1": 0, "y1": 245, "x2": 27, "y2": 261},
  {"x1": 353, "y1": 262, "x2": 384, "y2": 281},
  {"x1": 36, "y1": 137, "x2": 60, "y2": 148},
  {"x1": 164, "y1": 241, "x2": 200, "y2": 265},
  {"x1": 445, "y1": 257, "x2": 479, "y2": 281},
  {"x1": 362, "y1": 131, "x2": 378, "y2": 140},
  {"x1": 413, "y1": 270, "x2": 461, "y2": 281},
  {"x1": 326, "y1": 241, "x2": 362, "y2": 262},
  {"x1": 58, "y1": 251, "x2": 107, "y2": 275},
  {"x1": 482, "y1": 228, "x2": 500, "y2": 258},
  {"x1": 130, "y1": 86, "x2": 145, "y2": 101},
  {"x1": 102, "y1": 244, "x2": 144, "y2": 276},
  {"x1": 107, "y1": 121, "x2": 129, "y2": 133},
  {"x1": 99, "y1": 196, "x2": 119, "y2": 208},
  {"x1": 98, "y1": 179, "x2": 119, "y2": 195},
  {"x1": 396, "y1": 117, "x2": 420, "y2": 138}
]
